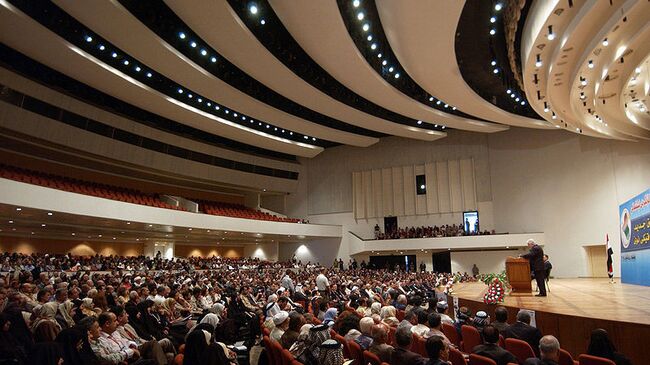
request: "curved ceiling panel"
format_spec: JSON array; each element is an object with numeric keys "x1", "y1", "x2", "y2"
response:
[
  {"x1": 622, "y1": 56, "x2": 649, "y2": 130},
  {"x1": 268, "y1": 0, "x2": 508, "y2": 133},
  {"x1": 521, "y1": 0, "x2": 650, "y2": 140},
  {"x1": 375, "y1": 0, "x2": 551, "y2": 130},
  {"x1": 0, "y1": 2, "x2": 322, "y2": 157},
  {"x1": 52, "y1": 0, "x2": 377, "y2": 148},
  {"x1": 165, "y1": 0, "x2": 445, "y2": 142}
]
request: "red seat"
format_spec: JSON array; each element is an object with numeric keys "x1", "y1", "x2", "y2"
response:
[
  {"x1": 363, "y1": 350, "x2": 382, "y2": 365},
  {"x1": 443, "y1": 322, "x2": 461, "y2": 347},
  {"x1": 449, "y1": 346, "x2": 468, "y2": 365},
  {"x1": 468, "y1": 354, "x2": 498, "y2": 365},
  {"x1": 461, "y1": 325, "x2": 482, "y2": 352},
  {"x1": 347, "y1": 340, "x2": 364, "y2": 365},
  {"x1": 332, "y1": 334, "x2": 350, "y2": 359},
  {"x1": 505, "y1": 338, "x2": 536, "y2": 364},
  {"x1": 577, "y1": 354, "x2": 617, "y2": 365},
  {"x1": 559, "y1": 348, "x2": 579, "y2": 365},
  {"x1": 396, "y1": 309, "x2": 405, "y2": 321},
  {"x1": 262, "y1": 336, "x2": 275, "y2": 365},
  {"x1": 281, "y1": 349, "x2": 294, "y2": 365},
  {"x1": 270, "y1": 338, "x2": 284, "y2": 365},
  {"x1": 498, "y1": 335, "x2": 505, "y2": 348}
]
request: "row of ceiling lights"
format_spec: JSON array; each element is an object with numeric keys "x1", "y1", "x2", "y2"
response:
[
  {"x1": 351, "y1": 0, "x2": 447, "y2": 130},
  {"x1": 83, "y1": 33, "x2": 318, "y2": 144},
  {"x1": 488, "y1": 3, "x2": 528, "y2": 108},
  {"x1": 3, "y1": 207, "x2": 290, "y2": 242}
]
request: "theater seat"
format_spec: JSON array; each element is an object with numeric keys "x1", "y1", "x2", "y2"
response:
[
  {"x1": 505, "y1": 338, "x2": 536, "y2": 363},
  {"x1": 347, "y1": 340, "x2": 364, "y2": 365},
  {"x1": 559, "y1": 348, "x2": 579, "y2": 365},
  {"x1": 363, "y1": 350, "x2": 381, "y2": 365},
  {"x1": 577, "y1": 354, "x2": 616, "y2": 365},
  {"x1": 449, "y1": 347, "x2": 468, "y2": 365},
  {"x1": 461, "y1": 325, "x2": 482, "y2": 352},
  {"x1": 443, "y1": 322, "x2": 461, "y2": 347},
  {"x1": 468, "y1": 354, "x2": 497, "y2": 365},
  {"x1": 174, "y1": 353, "x2": 183, "y2": 365}
]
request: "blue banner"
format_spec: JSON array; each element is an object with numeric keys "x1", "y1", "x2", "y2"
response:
[{"x1": 620, "y1": 189, "x2": 650, "y2": 286}]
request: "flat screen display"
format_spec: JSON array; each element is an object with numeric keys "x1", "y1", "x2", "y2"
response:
[{"x1": 463, "y1": 211, "x2": 479, "y2": 234}]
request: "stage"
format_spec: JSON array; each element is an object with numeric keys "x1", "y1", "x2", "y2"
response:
[{"x1": 449, "y1": 278, "x2": 650, "y2": 364}]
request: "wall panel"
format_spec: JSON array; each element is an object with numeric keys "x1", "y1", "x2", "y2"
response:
[
  {"x1": 460, "y1": 159, "x2": 477, "y2": 211},
  {"x1": 403, "y1": 165, "x2": 416, "y2": 216},
  {"x1": 414, "y1": 165, "x2": 427, "y2": 215},
  {"x1": 371, "y1": 169, "x2": 383, "y2": 218},
  {"x1": 352, "y1": 172, "x2": 364, "y2": 219},
  {"x1": 362, "y1": 170, "x2": 373, "y2": 218},
  {"x1": 425, "y1": 162, "x2": 439, "y2": 214},
  {"x1": 436, "y1": 161, "x2": 451, "y2": 213},
  {"x1": 392, "y1": 167, "x2": 405, "y2": 216},
  {"x1": 381, "y1": 168, "x2": 393, "y2": 216},
  {"x1": 448, "y1": 160, "x2": 463, "y2": 212}
]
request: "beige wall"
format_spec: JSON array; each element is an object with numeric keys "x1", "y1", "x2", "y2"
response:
[
  {"x1": 0, "y1": 236, "x2": 143, "y2": 256},
  {"x1": 174, "y1": 245, "x2": 243, "y2": 258}
]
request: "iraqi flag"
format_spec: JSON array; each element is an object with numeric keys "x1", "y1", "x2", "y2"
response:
[{"x1": 606, "y1": 234, "x2": 614, "y2": 278}]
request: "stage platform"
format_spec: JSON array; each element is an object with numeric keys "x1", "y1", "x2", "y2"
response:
[{"x1": 449, "y1": 278, "x2": 650, "y2": 364}]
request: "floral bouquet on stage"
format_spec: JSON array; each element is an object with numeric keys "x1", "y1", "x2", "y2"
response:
[{"x1": 482, "y1": 271, "x2": 509, "y2": 304}]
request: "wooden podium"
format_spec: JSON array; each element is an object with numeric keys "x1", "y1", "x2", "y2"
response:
[{"x1": 506, "y1": 257, "x2": 532, "y2": 292}]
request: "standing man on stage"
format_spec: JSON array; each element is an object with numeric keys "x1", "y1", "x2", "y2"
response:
[{"x1": 521, "y1": 239, "x2": 547, "y2": 297}]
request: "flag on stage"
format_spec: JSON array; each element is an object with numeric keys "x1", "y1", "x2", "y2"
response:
[{"x1": 606, "y1": 234, "x2": 614, "y2": 279}]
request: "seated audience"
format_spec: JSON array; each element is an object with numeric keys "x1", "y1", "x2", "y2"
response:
[
  {"x1": 503, "y1": 310, "x2": 542, "y2": 356},
  {"x1": 425, "y1": 335, "x2": 450, "y2": 365},
  {"x1": 472, "y1": 325, "x2": 517, "y2": 365},
  {"x1": 355, "y1": 317, "x2": 375, "y2": 350},
  {"x1": 523, "y1": 335, "x2": 561, "y2": 365},
  {"x1": 368, "y1": 324, "x2": 394, "y2": 363},
  {"x1": 586, "y1": 329, "x2": 633, "y2": 365},
  {"x1": 270, "y1": 311, "x2": 289, "y2": 342},
  {"x1": 492, "y1": 306, "x2": 510, "y2": 333},
  {"x1": 411, "y1": 309, "x2": 431, "y2": 337},
  {"x1": 391, "y1": 326, "x2": 428, "y2": 365}
]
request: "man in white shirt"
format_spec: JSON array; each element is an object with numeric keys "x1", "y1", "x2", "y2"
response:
[
  {"x1": 316, "y1": 268, "x2": 330, "y2": 302},
  {"x1": 411, "y1": 310, "x2": 431, "y2": 337},
  {"x1": 92, "y1": 312, "x2": 140, "y2": 364}
]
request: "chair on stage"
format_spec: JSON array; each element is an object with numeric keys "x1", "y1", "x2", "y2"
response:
[
  {"x1": 449, "y1": 347, "x2": 468, "y2": 365},
  {"x1": 468, "y1": 354, "x2": 497, "y2": 365},
  {"x1": 363, "y1": 350, "x2": 382, "y2": 365},
  {"x1": 505, "y1": 338, "x2": 536, "y2": 364},
  {"x1": 577, "y1": 354, "x2": 617, "y2": 365},
  {"x1": 347, "y1": 340, "x2": 364, "y2": 365},
  {"x1": 461, "y1": 325, "x2": 482, "y2": 352},
  {"x1": 559, "y1": 348, "x2": 579, "y2": 365},
  {"x1": 443, "y1": 322, "x2": 461, "y2": 347}
]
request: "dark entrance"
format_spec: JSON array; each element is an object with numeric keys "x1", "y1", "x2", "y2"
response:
[
  {"x1": 384, "y1": 216, "x2": 397, "y2": 236},
  {"x1": 432, "y1": 251, "x2": 452, "y2": 273},
  {"x1": 369, "y1": 255, "x2": 417, "y2": 272}
]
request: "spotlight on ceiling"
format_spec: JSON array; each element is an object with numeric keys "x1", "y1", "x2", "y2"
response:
[
  {"x1": 178, "y1": 32, "x2": 186, "y2": 39},
  {"x1": 190, "y1": 41, "x2": 197, "y2": 48},
  {"x1": 249, "y1": 4, "x2": 258, "y2": 14},
  {"x1": 535, "y1": 54, "x2": 542, "y2": 67},
  {"x1": 417, "y1": 120, "x2": 422, "y2": 125},
  {"x1": 491, "y1": 60, "x2": 497, "y2": 66},
  {"x1": 362, "y1": 23, "x2": 369, "y2": 32},
  {"x1": 547, "y1": 25, "x2": 555, "y2": 40},
  {"x1": 260, "y1": 19, "x2": 266, "y2": 25},
  {"x1": 588, "y1": 60, "x2": 594, "y2": 69},
  {"x1": 506, "y1": 89, "x2": 511, "y2": 94},
  {"x1": 490, "y1": 16, "x2": 496, "y2": 23},
  {"x1": 602, "y1": 38, "x2": 609, "y2": 47},
  {"x1": 367, "y1": 35, "x2": 372, "y2": 41},
  {"x1": 495, "y1": 3, "x2": 503, "y2": 11},
  {"x1": 490, "y1": 29, "x2": 496, "y2": 35},
  {"x1": 394, "y1": 73, "x2": 400, "y2": 78},
  {"x1": 353, "y1": 0, "x2": 360, "y2": 7},
  {"x1": 370, "y1": 43, "x2": 377, "y2": 50},
  {"x1": 357, "y1": 12, "x2": 364, "y2": 20},
  {"x1": 85, "y1": 36, "x2": 93, "y2": 42},
  {"x1": 493, "y1": 68, "x2": 499, "y2": 74}
]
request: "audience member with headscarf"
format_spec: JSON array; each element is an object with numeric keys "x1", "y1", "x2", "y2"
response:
[
  {"x1": 586, "y1": 329, "x2": 633, "y2": 365},
  {"x1": 32, "y1": 302, "x2": 62, "y2": 342}
]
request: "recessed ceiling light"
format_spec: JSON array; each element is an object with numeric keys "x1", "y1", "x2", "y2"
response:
[
  {"x1": 260, "y1": 19, "x2": 266, "y2": 25},
  {"x1": 111, "y1": 52, "x2": 117, "y2": 58},
  {"x1": 200, "y1": 49, "x2": 207, "y2": 56},
  {"x1": 99, "y1": 45, "x2": 105, "y2": 51},
  {"x1": 357, "y1": 12, "x2": 364, "y2": 20},
  {"x1": 8, "y1": 220, "x2": 13, "y2": 224},
  {"x1": 490, "y1": 29, "x2": 496, "y2": 35},
  {"x1": 47, "y1": 212, "x2": 53, "y2": 216},
  {"x1": 547, "y1": 25, "x2": 555, "y2": 40},
  {"x1": 495, "y1": 3, "x2": 503, "y2": 11},
  {"x1": 72, "y1": 233, "x2": 76, "y2": 236},
  {"x1": 491, "y1": 60, "x2": 497, "y2": 66},
  {"x1": 353, "y1": 0, "x2": 360, "y2": 7},
  {"x1": 370, "y1": 43, "x2": 377, "y2": 50},
  {"x1": 135, "y1": 66, "x2": 141, "y2": 72},
  {"x1": 190, "y1": 41, "x2": 197, "y2": 48},
  {"x1": 146, "y1": 72, "x2": 152, "y2": 78},
  {"x1": 588, "y1": 60, "x2": 594, "y2": 68},
  {"x1": 85, "y1": 36, "x2": 93, "y2": 42},
  {"x1": 367, "y1": 35, "x2": 372, "y2": 41},
  {"x1": 41, "y1": 224, "x2": 46, "y2": 227},
  {"x1": 388, "y1": 66, "x2": 394, "y2": 72},
  {"x1": 602, "y1": 38, "x2": 608, "y2": 47},
  {"x1": 362, "y1": 23, "x2": 369, "y2": 32},
  {"x1": 178, "y1": 32, "x2": 186, "y2": 39},
  {"x1": 211, "y1": 57, "x2": 217, "y2": 63},
  {"x1": 493, "y1": 68, "x2": 499, "y2": 74},
  {"x1": 490, "y1": 16, "x2": 496, "y2": 23},
  {"x1": 417, "y1": 120, "x2": 422, "y2": 125},
  {"x1": 249, "y1": 4, "x2": 258, "y2": 14}
]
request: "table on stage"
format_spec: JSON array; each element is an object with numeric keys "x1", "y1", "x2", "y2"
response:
[{"x1": 506, "y1": 256, "x2": 532, "y2": 292}]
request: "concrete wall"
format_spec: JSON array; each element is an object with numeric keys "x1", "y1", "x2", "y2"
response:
[{"x1": 288, "y1": 128, "x2": 650, "y2": 277}]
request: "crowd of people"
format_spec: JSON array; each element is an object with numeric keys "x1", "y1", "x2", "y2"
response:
[
  {"x1": 373, "y1": 224, "x2": 495, "y2": 240},
  {"x1": 0, "y1": 251, "x2": 633, "y2": 365}
]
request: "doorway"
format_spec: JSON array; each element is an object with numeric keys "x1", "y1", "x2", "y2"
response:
[
  {"x1": 384, "y1": 216, "x2": 397, "y2": 236},
  {"x1": 369, "y1": 255, "x2": 417, "y2": 272},
  {"x1": 432, "y1": 251, "x2": 452, "y2": 273},
  {"x1": 585, "y1": 245, "x2": 608, "y2": 277}
]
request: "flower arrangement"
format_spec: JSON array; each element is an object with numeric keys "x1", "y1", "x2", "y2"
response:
[{"x1": 482, "y1": 271, "x2": 510, "y2": 304}]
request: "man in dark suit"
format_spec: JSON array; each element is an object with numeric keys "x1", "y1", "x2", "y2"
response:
[
  {"x1": 523, "y1": 335, "x2": 561, "y2": 365},
  {"x1": 391, "y1": 326, "x2": 428, "y2": 365},
  {"x1": 521, "y1": 239, "x2": 547, "y2": 296},
  {"x1": 503, "y1": 310, "x2": 543, "y2": 357},
  {"x1": 472, "y1": 325, "x2": 518, "y2": 365}
]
